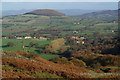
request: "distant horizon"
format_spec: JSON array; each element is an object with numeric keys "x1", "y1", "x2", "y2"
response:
[
  {"x1": 2, "y1": 8, "x2": 118, "y2": 11},
  {"x1": 2, "y1": 2, "x2": 118, "y2": 10}
]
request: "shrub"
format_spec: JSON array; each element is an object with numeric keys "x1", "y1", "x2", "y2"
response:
[
  {"x1": 56, "y1": 57, "x2": 69, "y2": 64},
  {"x1": 91, "y1": 62, "x2": 101, "y2": 69},
  {"x1": 29, "y1": 42, "x2": 39, "y2": 48},
  {"x1": 7, "y1": 42, "x2": 15, "y2": 47},
  {"x1": 70, "y1": 58, "x2": 87, "y2": 67},
  {"x1": 23, "y1": 53, "x2": 39, "y2": 59},
  {"x1": 31, "y1": 72, "x2": 62, "y2": 78},
  {"x1": 51, "y1": 56, "x2": 60, "y2": 63}
]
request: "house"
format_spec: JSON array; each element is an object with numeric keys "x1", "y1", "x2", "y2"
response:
[
  {"x1": 25, "y1": 36, "x2": 32, "y2": 39},
  {"x1": 16, "y1": 37, "x2": 22, "y2": 39},
  {"x1": 39, "y1": 37, "x2": 47, "y2": 40},
  {"x1": 81, "y1": 41, "x2": 85, "y2": 44},
  {"x1": 73, "y1": 31, "x2": 79, "y2": 34},
  {"x1": 71, "y1": 36, "x2": 79, "y2": 39},
  {"x1": 111, "y1": 30, "x2": 115, "y2": 32},
  {"x1": 73, "y1": 23, "x2": 77, "y2": 24},
  {"x1": 76, "y1": 41, "x2": 81, "y2": 43},
  {"x1": 33, "y1": 37, "x2": 36, "y2": 39},
  {"x1": 76, "y1": 40, "x2": 85, "y2": 44},
  {"x1": 73, "y1": 22, "x2": 80, "y2": 25},
  {"x1": 2, "y1": 36, "x2": 7, "y2": 39},
  {"x1": 80, "y1": 37, "x2": 85, "y2": 40}
]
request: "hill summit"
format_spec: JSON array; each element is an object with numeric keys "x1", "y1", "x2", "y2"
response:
[{"x1": 25, "y1": 9, "x2": 65, "y2": 16}]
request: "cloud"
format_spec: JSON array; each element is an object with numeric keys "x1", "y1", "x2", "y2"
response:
[{"x1": 1, "y1": 0, "x2": 120, "y2": 2}]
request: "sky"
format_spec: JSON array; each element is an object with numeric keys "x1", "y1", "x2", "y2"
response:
[
  {"x1": 1, "y1": 2, "x2": 118, "y2": 10},
  {"x1": 1, "y1": 0, "x2": 120, "y2": 2}
]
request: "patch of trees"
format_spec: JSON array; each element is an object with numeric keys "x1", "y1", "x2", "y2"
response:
[{"x1": 51, "y1": 57, "x2": 87, "y2": 67}]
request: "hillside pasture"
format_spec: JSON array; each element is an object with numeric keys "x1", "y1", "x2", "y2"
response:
[{"x1": 2, "y1": 39, "x2": 50, "y2": 53}]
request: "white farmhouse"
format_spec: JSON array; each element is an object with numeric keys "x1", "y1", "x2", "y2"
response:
[
  {"x1": 25, "y1": 36, "x2": 32, "y2": 39},
  {"x1": 16, "y1": 37, "x2": 22, "y2": 39}
]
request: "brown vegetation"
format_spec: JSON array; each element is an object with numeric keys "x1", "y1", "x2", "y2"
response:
[{"x1": 2, "y1": 51, "x2": 90, "y2": 78}]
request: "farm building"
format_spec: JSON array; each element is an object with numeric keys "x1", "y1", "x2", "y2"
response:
[
  {"x1": 73, "y1": 31, "x2": 79, "y2": 33},
  {"x1": 25, "y1": 36, "x2": 32, "y2": 39},
  {"x1": 2, "y1": 36, "x2": 8, "y2": 39},
  {"x1": 71, "y1": 36, "x2": 79, "y2": 39},
  {"x1": 16, "y1": 37, "x2": 22, "y2": 39},
  {"x1": 39, "y1": 37, "x2": 47, "y2": 40},
  {"x1": 76, "y1": 40, "x2": 85, "y2": 44},
  {"x1": 80, "y1": 37, "x2": 85, "y2": 40}
]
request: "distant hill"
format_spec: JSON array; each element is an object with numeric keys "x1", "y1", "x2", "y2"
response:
[
  {"x1": 57, "y1": 9, "x2": 97, "y2": 16},
  {"x1": 1, "y1": 10, "x2": 33, "y2": 18},
  {"x1": 24, "y1": 9, "x2": 65, "y2": 16},
  {"x1": 1, "y1": 9, "x2": 97, "y2": 18},
  {"x1": 76, "y1": 10, "x2": 118, "y2": 22}
]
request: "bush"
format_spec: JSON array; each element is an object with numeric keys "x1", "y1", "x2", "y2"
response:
[
  {"x1": 56, "y1": 57, "x2": 69, "y2": 64},
  {"x1": 29, "y1": 42, "x2": 39, "y2": 48},
  {"x1": 70, "y1": 58, "x2": 87, "y2": 67},
  {"x1": 7, "y1": 42, "x2": 15, "y2": 47},
  {"x1": 52, "y1": 57, "x2": 87, "y2": 67},
  {"x1": 51, "y1": 56, "x2": 60, "y2": 63},
  {"x1": 91, "y1": 62, "x2": 101, "y2": 69},
  {"x1": 31, "y1": 72, "x2": 62, "y2": 78},
  {"x1": 23, "y1": 53, "x2": 39, "y2": 59}
]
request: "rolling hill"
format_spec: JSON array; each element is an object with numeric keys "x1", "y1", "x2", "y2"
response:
[
  {"x1": 2, "y1": 51, "x2": 120, "y2": 79},
  {"x1": 76, "y1": 10, "x2": 118, "y2": 22},
  {"x1": 24, "y1": 9, "x2": 65, "y2": 16},
  {"x1": 2, "y1": 51, "x2": 90, "y2": 78},
  {"x1": 1, "y1": 9, "x2": 118, "y2": 37}
]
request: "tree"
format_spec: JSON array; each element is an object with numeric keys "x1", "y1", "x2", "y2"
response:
[
  {"x1": 92, "y1": 62, "x2": 101, "y2": 69},
  {"x1": 70, "y1": 58, "x2": 87, "y2": 67},
  {"x1": 29, "y1": 42, "x2": 35, "y2": 47},
  {"x1": 29, "y1": 42, "x2": 39, "y2": 48},
  {"x1": 7, "y1": 42, "x2": 15, "y2": 47}
]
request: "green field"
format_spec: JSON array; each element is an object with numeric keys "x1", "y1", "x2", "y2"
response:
[
  {"x1": 2, "y1": 39, "x2": 61, "y2": 60},
  {"x1": 2, "y1": 13, "x2": 118, "y2": 61},
  {"x1": 2, "y1": 39, "x2": 51, "y2": 53},
  {"x1": 39, "y1": 54, "x2": 59, "y2": 60},
  {"x1": 2, "y1": 14, "x2": 118, "y2": 36}
]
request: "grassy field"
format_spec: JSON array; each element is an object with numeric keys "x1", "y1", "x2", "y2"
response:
[
  {"x1": 2, "y1": 14, "x2": 118, "y2": 37},
  {"x1": 2, "y1": 39, "x2": 51, "y2": 53},
  {"x1": 2, "y1": 39, "x2": 61, "y2": 60},
  {"x1": 39, "y1": 54, "x2": 59, "y2": 60}
]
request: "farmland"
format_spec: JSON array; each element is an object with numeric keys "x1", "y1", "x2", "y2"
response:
[
  {"x1": 2, "y1": 39, "x2": 50, "y2": 52},
  {"x1": 1, "y1": 9, "x2": 120, "y2": 79},
  {"x1": 2, "y1": 14, "x2": 118, "y2": 36}
]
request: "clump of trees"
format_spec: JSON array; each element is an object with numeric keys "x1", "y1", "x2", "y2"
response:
[
  {"x1": 51, "y1": 57, "x2": 87, "y2": 67},
  {"x1": 70, "y1": 57, "x2": 87, "y2": 67}
]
